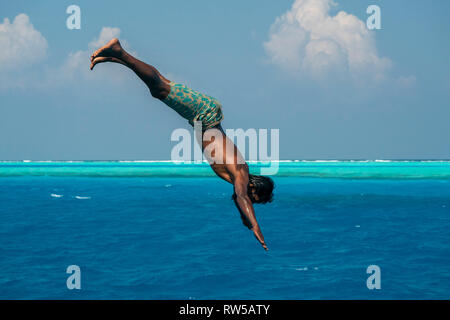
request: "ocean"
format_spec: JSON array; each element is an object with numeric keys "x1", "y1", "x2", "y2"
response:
[{"x1": 0, "y1": 161, "x2": 449, "y2": 299}]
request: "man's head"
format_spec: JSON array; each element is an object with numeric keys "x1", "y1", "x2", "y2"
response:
[{"x1": 247, "y1": 174, "x2": 275, "y2": 204}]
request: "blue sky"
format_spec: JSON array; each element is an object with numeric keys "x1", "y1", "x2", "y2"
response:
[{"x1": 1, "y1": 0, "x2": 449, "y2": 160}]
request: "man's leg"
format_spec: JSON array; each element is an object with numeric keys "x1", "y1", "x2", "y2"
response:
[{"x1": 90, "y1": 38, "x2": 170, "y2": 100}]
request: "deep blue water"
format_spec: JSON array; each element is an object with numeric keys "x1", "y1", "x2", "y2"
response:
[{"x1": 0, "y1": 162, "x2": 449, "y2": 299}]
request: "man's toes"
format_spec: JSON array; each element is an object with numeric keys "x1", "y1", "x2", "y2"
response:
[
  {"x1": 90, "y1": 57, "x2": 103, "y2": 70},
  {"x1": 90, "y1": 56, "x2": 115, "y2": 70}
]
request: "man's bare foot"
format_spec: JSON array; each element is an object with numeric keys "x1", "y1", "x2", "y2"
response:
[
  {"x1": 90, "y1": 56, "x2": 127, "y2": 70},
  {"x1": 90, "y1": 38, "x2": 124, "y2": 62}
]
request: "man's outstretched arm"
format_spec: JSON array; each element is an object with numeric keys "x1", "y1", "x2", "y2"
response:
[{"x1": 233, "y1": 175, "x2": 268, "y2": 251}]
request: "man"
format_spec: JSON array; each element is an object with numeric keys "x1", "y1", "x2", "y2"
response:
[{"x1": 90, "y1": 38, "x2": 274, "y2": 250}]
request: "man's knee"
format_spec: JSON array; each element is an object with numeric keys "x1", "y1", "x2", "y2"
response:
[
  {"x1": 149, "y1": 87, "x2": 160, "y2": 98},
  {"x1": 149, "y1": 81, "x2": 170, "y2": 100},
  {"x1": 150, "y1": 87, "x2": 165, "y2": 100}
]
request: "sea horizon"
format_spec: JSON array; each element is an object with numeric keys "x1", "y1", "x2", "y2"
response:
[
  {"x1": 2, "y1": 159, "x2": 450, "y2": 162},
  {"x1": 2, "y1": 160, "x2": 450, "y2": 179}
]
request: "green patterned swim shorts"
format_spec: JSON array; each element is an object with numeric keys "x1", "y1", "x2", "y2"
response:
[{"x1": 162, "y1": 82, "x2": 223, "y2": 130}]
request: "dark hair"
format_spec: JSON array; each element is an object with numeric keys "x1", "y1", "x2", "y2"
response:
[{"x1": 247, "y1": 174, "x2": 275, "y2": 204}]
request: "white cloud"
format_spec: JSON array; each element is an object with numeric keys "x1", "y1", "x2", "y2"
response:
[
  {"x1": 0, "y1": 24, "x2": 136, "y2": 91},
  {"x1": 61, "y1": 27, "x2": 122, "y2": 78},
  {"x1": 0, "y1": 14, "x2": 47, "y2": 70},
  {"x1": 56, "y1": 27, "x2": 137, "y2": 85},
  {"x1": 88, "y1": 27, "x2": 121, "y2": 49},
  {"x1": 264, "y1": 0, "x2": 391, "y2": 81}
]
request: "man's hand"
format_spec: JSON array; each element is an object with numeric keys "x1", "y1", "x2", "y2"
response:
[
  {"x1": 232, "y1": 171, "x2": 268, "y2": 251},
  {"x1": 252, "y1": 224, "x2": 268, "y2": 251}
]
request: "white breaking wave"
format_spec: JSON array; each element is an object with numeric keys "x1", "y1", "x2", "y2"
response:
[
  {"x1": 2, "y1": 159, "x2": 450, "y2": 163},
  {"x1": 295, "y1": 267, "x2": 308, "y2": 271},
  {"x1": 50, "y1": 193, "x2": 63, "y2": 198},
  {"x1": 118, "y1": 160, "x2": 183, "y2": 163},
  {"x1": 75, "y1": 196, "x2": 91, "y2": 200}
]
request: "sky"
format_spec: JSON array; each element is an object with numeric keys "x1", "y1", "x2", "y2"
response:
[{"x1": 0, "y1": 0, "x2": 449, "y2": 160}]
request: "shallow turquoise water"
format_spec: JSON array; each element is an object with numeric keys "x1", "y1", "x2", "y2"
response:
[
  {"x1": 1, "y1": 160, "x2": 450, "y2": 179},
  {"x1": 0, "y1": 161, "x2": 449, "y2": 299}
]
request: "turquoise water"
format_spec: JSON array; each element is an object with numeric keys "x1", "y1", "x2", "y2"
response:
[
  {"x1": 0, "y1": 161, "x2": 449, "y2": 299},
  {"x1": 2, "y1": 160, "x2": 450, "y2": 179}
]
